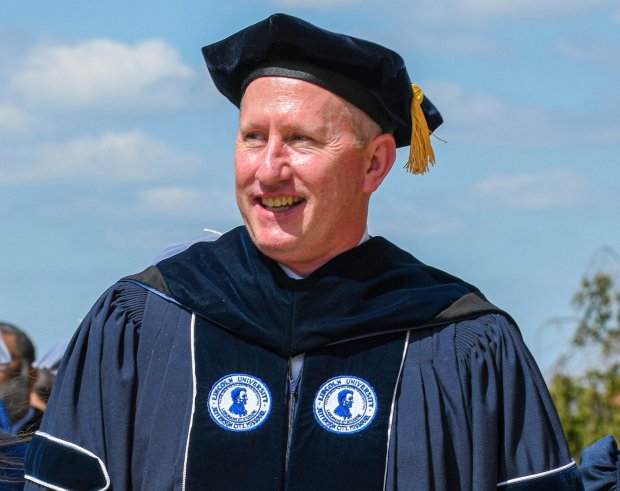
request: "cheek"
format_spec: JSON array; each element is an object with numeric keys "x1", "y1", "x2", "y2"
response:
[
  {"x1": 234, "y1": 156, "x2": 256, "y2": 186},
  {"x1": 322, "y1": 162, "x2": 365, "y2": 201}
]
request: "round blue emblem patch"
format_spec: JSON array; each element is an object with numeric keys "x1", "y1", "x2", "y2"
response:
[
  {"x1": 207, "y1": 373, "x2": 272, "y2": 432},
  {"x1": 313, "y1": 375, "x2": 378, "y2": 434}
]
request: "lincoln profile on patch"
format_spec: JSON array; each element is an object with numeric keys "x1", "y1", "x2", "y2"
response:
[
  {"x1": 24, "y1": 12, "x2": 585, "y2": 491},
  {"x1": 333, "y1": 389, "x2": 353, "y2": 420},
  {"x1": 229, "y1": 387, "x2": 248, "y2": 416}
]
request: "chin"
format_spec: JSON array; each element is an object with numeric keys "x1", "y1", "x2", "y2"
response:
[
  {"x1": 244, "y1": 216, "x2": 297, "y2": 245},
  {"x1": 252, "y1": 233, "x2": 299, "y2": 259}
]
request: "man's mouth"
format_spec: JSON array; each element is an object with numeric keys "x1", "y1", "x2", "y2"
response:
[{"x1": 260, "y1": 196, "x2": 305, "y2": 212}]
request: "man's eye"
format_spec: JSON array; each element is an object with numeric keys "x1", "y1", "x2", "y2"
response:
[
  {"x1": 291, "y1": 134, "x2": 310, "y2": 142},
  {"x1": 243, "y1": 132, "x2": 266, "y2": 145}
]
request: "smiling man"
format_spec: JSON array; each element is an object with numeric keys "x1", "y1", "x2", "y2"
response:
[
  {"x1": 24, "y1": 14, "x2": 583, "y2": 491},
  {"x1": 235, "y1": 75, "x2": 394, "y2": 275}
]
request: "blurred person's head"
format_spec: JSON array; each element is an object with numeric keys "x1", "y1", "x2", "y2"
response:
[
  {"x1": 30, "y1": 368, "x2": 55, "y2": 412},
  {"x1": 0, "y1": 322, "x2": 36, "y2": 424},
  {"x1": 29, "y1": 338, "x2": 70, "y2": 412}
]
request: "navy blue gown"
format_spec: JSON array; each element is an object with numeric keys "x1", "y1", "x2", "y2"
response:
[{"x1": 23, "y1": 227, "x2": 583, "y2": 490}]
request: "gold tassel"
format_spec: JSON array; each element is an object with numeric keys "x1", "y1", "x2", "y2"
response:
[{"x1": 405, "y1": 84, "x2": 436, "y2": 174}]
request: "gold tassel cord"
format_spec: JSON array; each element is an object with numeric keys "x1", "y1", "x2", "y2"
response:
[{"x1": 405, "y1": 84, "x2": 436, "y2": 174}]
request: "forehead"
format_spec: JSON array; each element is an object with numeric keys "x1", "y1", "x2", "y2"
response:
[{"x1": 240, "y1": 77, "x2": 349, "y2": 117}]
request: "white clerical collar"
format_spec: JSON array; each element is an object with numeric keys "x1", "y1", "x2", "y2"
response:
[{"x1": 278, "y1": 227, "x2": 370, "y2": 280}]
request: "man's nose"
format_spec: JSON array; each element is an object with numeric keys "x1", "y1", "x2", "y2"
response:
[{"x1": 255, "y1": 137, "x2": 292, "y2": 184}]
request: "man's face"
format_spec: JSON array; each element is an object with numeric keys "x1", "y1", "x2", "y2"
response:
[
  {"x1": 343, "y1": 393, "x2": 354, "y2": 408},
  {"x1": 235, "y1": 77, "x2": 374, "y2": 276},
  {"x1": 237, "y1": 390, "x2": 248, "y2": 406}
]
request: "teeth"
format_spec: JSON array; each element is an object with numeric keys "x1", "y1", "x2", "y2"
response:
[{"x1": 261, "y1": 196, "x2": 303, "y2": 209}]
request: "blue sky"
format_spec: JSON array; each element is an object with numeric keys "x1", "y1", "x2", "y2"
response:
[{"x1": 1, "y1": 0, "x2": 619, "y2": 375}]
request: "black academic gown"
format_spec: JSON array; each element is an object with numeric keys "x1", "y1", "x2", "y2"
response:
[{"x1": 23, "y1": 227, "x2": 583, "y2": 490}]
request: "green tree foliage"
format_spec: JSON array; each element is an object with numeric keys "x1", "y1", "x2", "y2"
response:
[
  {"x1": 549, "y1": 249, "x2": 620, "y2": 457},
  {"x1": 550, "y1": 363, "x2": 620, "y2": 457},
  {"x1": 572, "y1": 272, "x2": 620, "y2": 355}
]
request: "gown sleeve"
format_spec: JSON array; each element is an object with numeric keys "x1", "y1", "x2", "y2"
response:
[
  {"x1": 23, "y1": 282, "x2": 145, "y2": 491},
  {"x1": 463, "y1": 314, "x2": 583, "y2": 489},
  {"x1": 388, "y1": 313, "x2": 583, "y2": 490}
]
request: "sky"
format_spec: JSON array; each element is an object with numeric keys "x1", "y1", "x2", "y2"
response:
[{"x1": 1, "y1": 0, "x2": 619, "y2": 376}]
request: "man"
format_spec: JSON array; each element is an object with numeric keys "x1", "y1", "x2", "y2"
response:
[
  {"x1": 0, "y1": 322, "x2": 42, "y2": 436},
  {"x1": 228, "y1": 387, "x2": 248, "y2": 416},
  {"x1": 23, "y1": 14, "x2": 583, "y2": 490},
  {"x1": 334, "y1": 389, "x2": 354, "y2": 420}
]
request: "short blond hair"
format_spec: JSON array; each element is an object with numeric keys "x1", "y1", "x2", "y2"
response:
[{"x1": 340, "y1": 101, "x2": 382, "y2": 149}]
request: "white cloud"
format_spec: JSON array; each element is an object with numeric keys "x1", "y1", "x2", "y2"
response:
[
  {"x1": 556, "y1": 37, "x2": 620, "y2": 71},
  {"x1": 427, "y1": 81, "x2": 557, "y2": 145},
  {"x1": 428, "y1": 80, "x2": 620, "y2": 146},
  {"x1": 0, "y1": 103, "x2": 35, "y2": 135},
  {"x1": 410, "y1": 32, "x2": 507, "y2": 57},
  {"x1": 556, "y1": 40, "x2": 590, "y2": 60},
  {"x1": 0, "y1": 130, "x2": 203, "y2": 185},
  {"x1": 414, "y1": 0, "x2": 614, "y2": 22},
  {"x1": 8, "y1": 39, "x2": 196, "y2": 111},
  {"x1": 471, "y1": 168, "x2": 593, "y2": 210},
  {"x1": 460, "y1": 0, "x2": 610, "y2": 17},
  {"x1": 582, "y1": 126, "x2": 620, "y2": 143},
  {"x1": 135, "y1": 185, "x2": 238, "y2": 221},
  {"x1": 260, "y1": 0, "x2": 359, "y2": 10},
  {"x1": 429, "y1": 82, "x2": 506, "y2": 125},
  {"x1": 369, "y1": 199, "x2": 465, "y2": 238}
]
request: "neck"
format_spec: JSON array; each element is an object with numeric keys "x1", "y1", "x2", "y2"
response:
[{"x1": 278, "y1": 227, "x2": 370, "y2": 279}]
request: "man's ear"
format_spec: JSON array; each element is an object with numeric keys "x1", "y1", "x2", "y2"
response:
[{"x1": 362, "y1": 134, "x2": 397, "y2": 193}]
